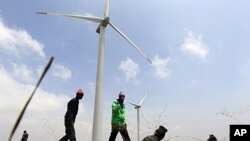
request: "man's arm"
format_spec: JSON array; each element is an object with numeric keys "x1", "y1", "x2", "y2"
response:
[{"x1": 112, "y1": 100, "x2": 121, "y2": 111}]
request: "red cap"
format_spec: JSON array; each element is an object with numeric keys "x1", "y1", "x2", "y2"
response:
[{"x1": 76, "y1": 89, "x2": 84, "y2": 96}]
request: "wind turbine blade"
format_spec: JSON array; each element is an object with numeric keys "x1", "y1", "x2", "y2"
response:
[
  {"x1": 140, "y1": 109, "x2": 148, "y2": 124},
  {"x1": 109, "y1": 22, "x2": 152, "y2": 64},
  {"x1": 140, "y1": 108, "x2": 151, "y2": 130},
  {"x1": 36, "y1": 12, "x2": 103, "y2": 23},
  {"x1": 8, "y1": 57, "x2": 54, "y2": 141},
  {"x1": 139, "y1": 92, "x2": 148, "y2": 106},
  {"x1": 127, "y1": 102, "x2": 139, "y2": 107},
  {"x1": 104, "y1": 0, "x2": 110, "y2": 17}
]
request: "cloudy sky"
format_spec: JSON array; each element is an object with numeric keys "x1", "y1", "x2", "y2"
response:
[{"x1": 1, "y1": 0, "x2": 250, "y2": 141}]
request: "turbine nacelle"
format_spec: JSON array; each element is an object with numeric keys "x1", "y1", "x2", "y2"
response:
[
  {"x1": 102, "y1": 17, "x2": 110, "y2": 27},
  {"x1": 96, "y1": 17, "x2": 110, "y2": 33},
  {"x1": 127, "y1": 102, "x2": 141, "y2": 109},
  {"x1": 134, "y1": 105, "x2": 141, "y2": 109}
]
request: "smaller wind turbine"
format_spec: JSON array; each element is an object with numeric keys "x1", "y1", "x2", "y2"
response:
[{"x1": 128, "y1": 92, "x2": 148, "y2": 141}]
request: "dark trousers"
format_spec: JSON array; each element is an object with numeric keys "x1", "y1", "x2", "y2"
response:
[
  {"x1": 59, "y1": 119, "x2": 76, "y2": 141},
  {"x1": 108, "y1": 124, "x2": 131, "y2": 141}
]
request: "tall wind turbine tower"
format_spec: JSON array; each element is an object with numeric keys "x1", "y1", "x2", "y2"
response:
[{"x1": 37, "y1": 0, "x2": 151, "y2": 140}]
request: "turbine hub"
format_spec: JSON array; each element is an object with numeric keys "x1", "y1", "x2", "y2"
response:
[
  {"x1": 96, "y1": 17, "x2": 110, "y2": 33},
  {"x1": 102, "y1": 17, "x2": 110, "y2": 27},
  {"x1": 135, "y1": 106, "x2": 140, "y2": 109}
]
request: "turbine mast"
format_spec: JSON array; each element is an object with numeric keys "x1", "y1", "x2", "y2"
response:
[
  {"x1": 92, "y1": 24, "x2": 105, "y2": 141},
  {"x1": 137, "y1": 108, "x2": 140, "y2": 141}
]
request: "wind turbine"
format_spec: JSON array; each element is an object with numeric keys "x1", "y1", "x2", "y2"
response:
[
  {"x1": 37, "y1": 0, "x2": 151, "y2": 141},
  {"x1": 128, "y1": 92, "x2": 148, "y2": 141}
]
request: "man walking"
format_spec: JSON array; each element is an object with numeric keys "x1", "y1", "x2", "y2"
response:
[
  {"x1": 21, "y1": 130, "x2": 28, "y2": 141},
  {"x1": 108, "y1": 92, "x2": 131, "y2": 141},
  {"x1": 59, "y1": 89, "x2": 84, "y2": 141}
]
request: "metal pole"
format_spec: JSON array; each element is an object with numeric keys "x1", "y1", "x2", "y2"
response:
[
  {"x1": 92, "y1": 25, "x2": 105, "y2": 141},
  {"x1": 137, "y1": 109, "x2": 140, "y2": 141}
]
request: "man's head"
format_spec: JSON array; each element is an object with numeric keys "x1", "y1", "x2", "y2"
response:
[
  {"x1": 24, "y1": 130, "x2": 27, "y2": 133},
  {"x1": 208, "y1": 134, "x2": 217, "y2": 141},
  {"x1": 76, "y1": 89, "x2": 84, "y2": 99},
  {"x1": 154, "y1": 125, "x2": 168, "y2": 140},
  {"x1": 118, "y1": 91, "x2": 125, "y2": 102}
]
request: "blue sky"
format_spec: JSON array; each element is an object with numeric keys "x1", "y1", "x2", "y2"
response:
[{"x1": 1, "y1": 0, "x2": 250, "y2": 141}]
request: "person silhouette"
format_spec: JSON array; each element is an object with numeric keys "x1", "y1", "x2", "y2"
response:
[
  {"x1": 21, "y1": 130, "x2": 29, "y2": 141},
  {"x1": 59, "y1": 89, "x2": 84, "y2": 141}
]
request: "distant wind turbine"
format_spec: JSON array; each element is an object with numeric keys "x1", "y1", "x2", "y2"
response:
[
  {"x1": 128, "y1": 92, "x2": 148, "y2": 141},
  {"x1": 37, "y1": 0, "x2": 151, "y2": 141}
]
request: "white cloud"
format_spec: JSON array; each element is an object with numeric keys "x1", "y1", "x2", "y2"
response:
[
  {"x1": 11, "y1": 63, "x2": 35, "y2": 83},
  {"x1": 152, "y1": 55, "x2": 171, "y2": 79},
  {"x1": 118, "y1": 58, "x2": 140, "y2": 82},
  {"x1": 52, "y1": 64, "x2": 72, "y2": 81},
  {"x1": 180, "y1": 30, "x2": 209, "y2": 60},
  {"x1": 0, "y1": 18, "x2": 45, "y2": 58},
  {"x1": 0, "y1": 65, "x2": 89, "y2": 141}
]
